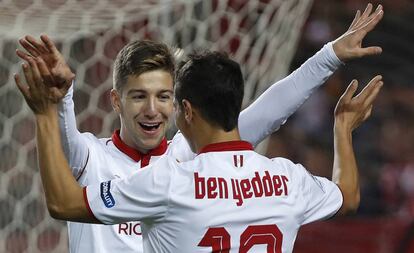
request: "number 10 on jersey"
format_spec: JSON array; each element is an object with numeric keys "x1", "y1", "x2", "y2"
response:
[{"x1": 198, "y1": 224, "x2": 282, "y2": 252}]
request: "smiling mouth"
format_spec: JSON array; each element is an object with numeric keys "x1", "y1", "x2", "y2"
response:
[{"x1": 139, "y1": 122, "x2": 161, "y2": 131}]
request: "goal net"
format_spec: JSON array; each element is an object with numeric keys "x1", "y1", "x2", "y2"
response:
[{"x1": 0, "y1": 0, "x2": 312, "y2": 252}]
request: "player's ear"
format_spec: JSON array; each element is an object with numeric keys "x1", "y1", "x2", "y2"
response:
[
  {"x1": 181, "y1": 99, "x2": 193, "y2": 123},
  {"x1": 110, "y1": 89, "x2": 122, "y2": 114}
]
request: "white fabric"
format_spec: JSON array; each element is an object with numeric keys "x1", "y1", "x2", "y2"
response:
[
  {"x1": 58, "y1": 42, "x2": 342, "y2": 253},
  {"x1": 239, "y1": 42, "x2": 342, "y2": 145},
  {"x1": 86, "y1": 146, "x2": 343, "y2": 253}
]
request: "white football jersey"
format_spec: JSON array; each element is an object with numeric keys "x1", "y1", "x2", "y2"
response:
[
  {"x1": 67, "y1": 130, "x2": 193, "y2": 253},
  {"x1": 85, "y1": 141, "x2": 343, "y2": 253},
  {"x1": 59, "y1": 41, "x2": 342, "y2": 253}
]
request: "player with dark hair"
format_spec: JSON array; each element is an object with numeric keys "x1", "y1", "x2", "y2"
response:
[
  {"x1": 17, "y1": 48, "x2": 383, "y2": 252},
  {"x1": 15, "y1": 4, "x2": 383, "y2": 253}
]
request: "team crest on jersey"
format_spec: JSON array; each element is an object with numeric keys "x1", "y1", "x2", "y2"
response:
[{"x1": 100, "y1": 181, "x2": 115, "y2": 208}]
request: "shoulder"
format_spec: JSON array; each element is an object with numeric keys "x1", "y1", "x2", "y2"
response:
[
  {"x1": 146, "y1": 155, "x2": 179, "y2": 175},
  {"x1": 78, "y1": 132, "x2": 113, "y2": 150},
  {"x1": 166, "y1": 131, "x2": 196, "y2": 162},
  {"x1": 75, "y1": 131, "x2": 107, "y2": 145},
  {"x1": 269, "y1": 157, "x2": 298, "y2": 169},
  {"x1": 269, "y1": 157, "x2": 311, "y2": 179}
]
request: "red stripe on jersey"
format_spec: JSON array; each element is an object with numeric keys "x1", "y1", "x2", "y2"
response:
[
  {"x1": 111, "y1": 129, "x2": 167, "y2": 165},
  {"x1": 75, "y1": 149, "x2": 90, "y2": 181},
  {"x1": 83, "y1": 187, "x2": 101, "y2": 223},
  {"x1": 233, "y1": 155, "x2": 244, "y2": 167},
  {"x1": 199, "y1": 141, "x2": 253, "y2": 154}
]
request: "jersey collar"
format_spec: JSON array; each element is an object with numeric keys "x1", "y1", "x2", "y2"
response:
[
  {"x1": 198, "y1": 140, "x2": 253, "y2": 155},
  {"x1": 111, "y1": 130, "x2": 168, "y2": 164}
]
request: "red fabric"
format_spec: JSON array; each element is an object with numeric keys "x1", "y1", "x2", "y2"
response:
[
  {"x1": 111, "y1": 130, "x2": 167, "y2": 167},
  {"x1": 198, "y1": 141, "x2": 253, "y2": 154}
]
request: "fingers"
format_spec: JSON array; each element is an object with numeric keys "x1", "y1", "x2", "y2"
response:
[
  {"x1": 27, "y1": 58, "x2": 44, "y2": 87},
  {"x1": 355, "y1": 75, "x2": 383, "y2": 105},
  {"x1": 354, "y1": 4, "x2": 383, "y2": 31},
  {"x1": 25, "y1": 35, "x2": 49, "y2": 54},
  {"x1": 350, "y1": 6, "x2": 383, "y2": 58},
  {"x1": 40, "y1": 34, "x2": 60, "y2": 55},
  {"x1": 355, "y1": 46, "x2": 382, "y2": 57},
  {"x1": 14, "y1": 73, "x2": 31, "y2": 99},
  {"x1": 18, "y1": 38, "x2": 40, "y2": 57},
  {"x1": 35, "y1": 57, "x2": 54, "y2": 86},
  {"x1": 340, "y1": 79, "x2": 359, "y2": 103},
  {"x1": 362, "y1": 77, "x2": 383, "y2": 107},
  {"x1": 353, "y1": 3, "x2": 373, "y2": 28},
  {"x1": 357, "y1": 9, "x2": 384, "y2": 35},
  {"x1": 348, "y1": 10, "x2": 361, "y2": 30},
  {"x1": 16, "y1": 49, "x2": 33, "y2": 61},
  {"x1": 22, "y1": 62, "x2": 35, "y2": 91}
]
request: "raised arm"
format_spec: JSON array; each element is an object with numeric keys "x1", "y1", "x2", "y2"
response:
[
  {"x1": 239, "y1": 3, "x2": 383, "y2": 146},
  {"x1": 17, "y1": 35, "x2": 89, "y2": 177},
  {"x1": 333, "y1": 75, "x2": 383, "y2": 215},
  {"x1": 14, "y1": 61, "x2": 94, "y2": 223}
]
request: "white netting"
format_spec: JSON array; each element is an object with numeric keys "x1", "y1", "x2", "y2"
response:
[{"x1": 0, "y1": 0, "x2": 312, "y2": 252}]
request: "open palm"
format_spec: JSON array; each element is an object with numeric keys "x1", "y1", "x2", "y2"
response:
[{"x1": 16, "y1": 34, "x2": 74, "y2": 89}]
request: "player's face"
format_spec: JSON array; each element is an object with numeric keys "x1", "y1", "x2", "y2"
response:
[{"x1": 117, "y1": 70, "x2": 174, "y2": 153}]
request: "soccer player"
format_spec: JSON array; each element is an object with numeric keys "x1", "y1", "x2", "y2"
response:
[
  {"x1": 15, "y1": 3, "x2": 383, "y2": 253},
  {"x1": 17, "y1": 49, "x2": 383, "y2": 252}
]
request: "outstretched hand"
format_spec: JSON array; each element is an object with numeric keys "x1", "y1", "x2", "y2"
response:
[
  {"x1": 333, "y1": 3, "x2": 384, "y2": 61},
  {"x1": 334, "y1": 75, "x2": 383, "y2": 132},
  {"x1": 14, "y1": 57, "x2": 71, "y2": 115},
  {"x1": 16, "y1": 34, "x2": 75, "y2": 90}
]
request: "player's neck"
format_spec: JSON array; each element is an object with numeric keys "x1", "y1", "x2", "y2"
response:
[
  {"x1": 192, "y1": 124, "x2": 241, "y2": 153},
  {"x1": 118, "y1": 128, "x2": 151, "y2": 154}
]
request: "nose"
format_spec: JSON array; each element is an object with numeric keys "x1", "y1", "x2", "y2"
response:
[{"x1": 143, "y1": 97, "x2": 158, "y2": 118}]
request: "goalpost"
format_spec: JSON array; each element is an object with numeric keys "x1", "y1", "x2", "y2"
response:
[{"x1": 0, "y1": 0, "x2": 312, "y2": 251}]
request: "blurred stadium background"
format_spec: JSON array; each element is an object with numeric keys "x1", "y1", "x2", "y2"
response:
[{"x1": 0, "y1": 0, "x2": 413, "y2": 252}]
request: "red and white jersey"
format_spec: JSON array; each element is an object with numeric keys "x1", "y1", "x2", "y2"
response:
[
  {"x1": 85, "y1": 141, "x2": 343, "y2": 253},
  {"x1": 59, "y1": 42, "x2": 342, "y2": 253},
  {"x1": 66, "y1": 130, "x2": 192, "y2": 253}
]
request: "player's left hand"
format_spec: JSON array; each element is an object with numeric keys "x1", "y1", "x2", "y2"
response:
[
  {"x1": 14, "y1": 57, "x2": 69, "y2": 115},
  {"x1": 334, "y1": 75, "x2": 383, "y2": 132},
  {"x1": 333, "y1": 3, "x2": 384, "y2": 61}
]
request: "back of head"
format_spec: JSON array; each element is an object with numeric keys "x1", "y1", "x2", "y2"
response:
[
  {"x1": 113, "y1": 40, "x2": 175, "y2": 92},
  {"x1": 175, "y1": 51, "x2": 244, "y2": 131}
]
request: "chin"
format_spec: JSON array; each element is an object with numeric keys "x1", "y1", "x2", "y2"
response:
[{"x1": 142, "y1": 136, "x2": 164, "y2": 149}]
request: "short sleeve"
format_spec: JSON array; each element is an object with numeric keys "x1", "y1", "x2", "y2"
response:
[
  {"x1": 274, "y1": 158, "x2": 343, "y2": 225},
  {"x1": 296, "y1": 163, "x2": 343, "y2": 224},
  {"x1": 84, "y1": 156, "x2": 174, "y2": 224}
]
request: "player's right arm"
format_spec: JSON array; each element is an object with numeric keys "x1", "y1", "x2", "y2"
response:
[
  {"x1": 15, "y1": 59, "x2": 172, "y2": 223},
  {"x1": 14, "y1": 60, "x2": 95, "y2": 223},
  {"x1": 17, "y1": 35, "x2": 89, "y2": 178}
]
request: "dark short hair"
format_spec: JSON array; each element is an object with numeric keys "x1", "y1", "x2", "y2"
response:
[
  {"x1": 113, "y1": 40, "x2": 175, "y2": 92},
  {"x1": 175, "y1": 51, "x2": 244, "y2": 131}
]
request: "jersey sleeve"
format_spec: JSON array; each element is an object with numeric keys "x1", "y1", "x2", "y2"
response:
[
  {"x1": 295, "y1": 162, "x2": 343, "y2": 225},
  {"x1": 275, "y1": 157, "x2": 343, "y2": 225},
  {"x1": 58, "y1": 82, "x2": 90, "y2": 179},
  {"x1": 238, "y1": 42, "x2": 343, "y2": 146},
  {"x1": 84, "y1": 156, "x2": 174, "y2": 225}
]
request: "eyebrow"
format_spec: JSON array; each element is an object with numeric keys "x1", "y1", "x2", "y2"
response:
[{"x1": 127, "y1": 89, "x2": 173, "y2": 95}]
